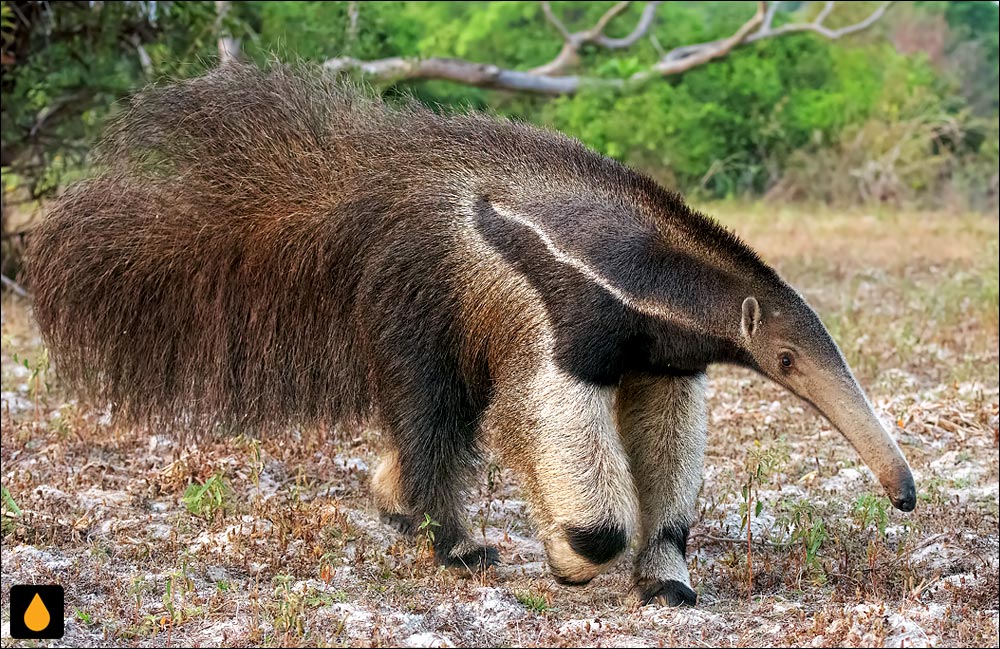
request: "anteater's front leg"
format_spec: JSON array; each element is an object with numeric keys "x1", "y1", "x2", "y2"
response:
[
  {"x1": 618, "y1": 372, "x2": 708, "y2": 607},
  {"x1": 487, "y1": 363, "x2": 640, "y2": 585}
]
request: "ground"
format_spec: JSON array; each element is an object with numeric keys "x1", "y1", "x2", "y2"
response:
[{"x1": 1, "y1": 203, "x2": 998, "y2": 648}]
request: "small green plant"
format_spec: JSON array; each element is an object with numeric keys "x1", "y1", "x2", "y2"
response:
[
  {"x1": 515, "y1": 590, "x2": 550, "y2": 613},
  {"x1": 918, "y1": 475, "x2": 949, "y2": 505},
  {"x1": 120, "y1": 614, "x2": 162, "y2": 640},
  {"x1": 304, "y1": 589, "x2": 347, "y2": 607},
  {"x1": 415, "y1": 512, "x2": 441, "y2": 562},
  {"x1": 10, "y1": 348, "x2": 50, "y2": 417},
  {"x1": 1, "y1": 485, "x2": 21, "y2": 515},
  {"x1": 851, "y1": 494, "x2": 890, "y2": 537},
  {"x1": 779, "y1": 499, "x2": 828, "y2": 584},
  {"x1": 182, "y1": 474, "x2": 230, "y2": 519},
  {"x1": 129, "y1": 575, "x2": 154, "y2": 611},
  {"x1": 319, "y1": 551, "x2": 340, "y2": 583},
  {"x1": 1, "y1": 486, "x2": 21, "y2": 535},
  {"x1": 50, "y1": 403, "x2": 79, "y2": 438},
  {"x1": 417, "y1": 512, "x2": 440, "y2": 542},
  {"x1": 236, "y1": 435, "x2": 264, "y2": 492},
  {"x1": 739, "y1": 439, "x2": 789, "y2": 598},
  {"x1": 271, "y1": 574, "x2": 307, "y2": 637},
  {"x1": 162, "y1": 564, "x2": 195, "y2": 624},
  {"x1": 851, "y1": 494, "x2": 891, "y2": 577},
  {"x1": 74, "y1": 608, "x2": 95, "y2": 626}
]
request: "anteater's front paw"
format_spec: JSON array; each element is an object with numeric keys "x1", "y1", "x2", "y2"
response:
[
  {"x1": 438, "y1": 543, "x2": 501, "y2": 572},
  {"x1": 637, "y1": 579, "x2": 697, "y2": 607}
]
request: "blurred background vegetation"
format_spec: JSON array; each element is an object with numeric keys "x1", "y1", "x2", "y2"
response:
[{"x1": 1, "y1": 1, "x2": 998, "y2": 279}]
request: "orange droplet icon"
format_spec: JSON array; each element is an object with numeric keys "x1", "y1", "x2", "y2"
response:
[{"x1": 24, "y1": 592, "x2": 51, "y2": 632}]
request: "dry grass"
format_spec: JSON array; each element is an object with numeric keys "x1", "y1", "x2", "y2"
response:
[{"x1": 2, "y1": 205, "x2": 998, "y2": 648}]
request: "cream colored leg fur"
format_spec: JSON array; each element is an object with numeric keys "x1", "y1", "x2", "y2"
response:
[{"x1": 618, "y1": 372, "x2": 707, "y2": 599}]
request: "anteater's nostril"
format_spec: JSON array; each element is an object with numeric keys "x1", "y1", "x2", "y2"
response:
[{"x1": 890, "y1": 478, "x2": 917, "y2": 512}]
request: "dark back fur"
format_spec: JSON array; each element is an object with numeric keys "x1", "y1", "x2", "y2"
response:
[{"x1": 28, "y1": 63, "x2": 777, "y2": 434}]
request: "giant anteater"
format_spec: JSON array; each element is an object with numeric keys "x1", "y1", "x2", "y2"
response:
[{"x1": 28, "y1": 64, "x2": 915, "y2": 606}]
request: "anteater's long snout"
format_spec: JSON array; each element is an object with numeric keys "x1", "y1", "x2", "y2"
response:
[
  {"x1": 844, "y1": 414, "x2": 916, "y2": 512},
  {"x1": 833, "y1": 409, "x2": 915, "y2": 512},
  {"x1": 810, "y1": 375, "x2": 917, "y2": 512}
]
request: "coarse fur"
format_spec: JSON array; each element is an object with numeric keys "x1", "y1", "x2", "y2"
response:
[{"x1": 28, "y1": 63, "x2": 915, "y2": 602}]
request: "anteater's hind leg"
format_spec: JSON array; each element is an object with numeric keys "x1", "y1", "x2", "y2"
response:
[
  {"x1": 373, "y1": 372, "x2": 499, "y2": 572},
  {"x1": 485, "y1": 362, "x2": 639, "y2": 585},
  {"x1": 618, "y1": 372, "x2": 708, "y2": 607},
  {"x1": 372, "y1": 447, "x2": 418, "y2": 535}
]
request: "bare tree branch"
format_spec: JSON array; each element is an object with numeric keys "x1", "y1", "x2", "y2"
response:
[
  {"x1": 323, "y1": 56, "x2": 596, "y2": 95},
  {"x1": 540, "y1": 1, "x2": 574, "y2": 42},
  {"x1": 646, "y1": 2, "x2": 766, "y2": 77},
  {"x1": 595, "y1": 1, "x2": 662, "y2": 48},
  {"x1": 591, "y1": 2, "x2": 632, "y2": 38},
  {"x1": 1, "y1": 274, "x2": 29, "y2": 298},
  {"x1": 814, "y1": 1, "x2": 837, "y2": 26},
  {"x1": 347, "y1": 1, "x2": 360, "y2": 47},
  {"x1": 762, "y1": 0, "x2": 782, "y2": 32},
  {"x1": 322, "y1": 1, "x2": 894, "y2": 96},
  {"x1": 746, "y1": 0, "x2": 893, "y2": 42},
  {"x1": 531, "y1": 1, "x2": 660, "y2": 76},
  {"x1": 648, "y1": 33, "x2": 666, "y2": 59},
  {"x1": 215, "y1": 0, "x2": 241, "y2": 64},
  {"x1": 129, "y1": 34, "x2": 153, "y2": 78},
  {"x1": 532, "y1": 1, "x2": 582, "y2": 78}
]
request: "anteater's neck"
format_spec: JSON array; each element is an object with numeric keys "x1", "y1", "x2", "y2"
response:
[
  {"x1": 631, "y1": 213, "x2": 786, "y2": 375},
  {"x1": 635, "y1": 265, "x2": 764, "y2": 375}
]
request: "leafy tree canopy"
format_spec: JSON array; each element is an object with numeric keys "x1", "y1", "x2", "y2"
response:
[{"x1": 1, "y1": 0, "x2": 997, "y2": 213}]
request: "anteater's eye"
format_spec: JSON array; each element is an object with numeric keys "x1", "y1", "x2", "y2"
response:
[{"x1": 779, "y1": 352, "x2": 794, "y2": 369}]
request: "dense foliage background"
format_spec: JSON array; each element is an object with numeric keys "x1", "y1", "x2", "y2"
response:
[{"x1": 1, "y1": 1, "x2": 998, "y2": 273}]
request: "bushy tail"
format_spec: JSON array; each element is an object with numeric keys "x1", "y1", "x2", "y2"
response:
[{"x1": 28, "y1": 64, "x2": 378, "y2": 433}]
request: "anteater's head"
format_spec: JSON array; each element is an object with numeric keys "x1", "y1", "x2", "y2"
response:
[{"x1": 737, "y1": 292, "x2": 916, "y2": 512}]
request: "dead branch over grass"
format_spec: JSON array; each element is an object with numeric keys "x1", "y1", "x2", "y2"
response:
[{"x1": 2, "y1": 206, "x2": 998, "y2": 647}]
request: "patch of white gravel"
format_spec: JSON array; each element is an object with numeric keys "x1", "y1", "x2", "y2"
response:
[
  {"x1": 188, "y1": 516, "x2": 274, "y2": 553},
  {"x1": 323, "y1": 602, "x2": 375, "y2": 639},
  {"x1": 929, "y1": 450, "x2": 987, "y2": 481},
  {"x1": 641, "y1": 605, "x2": 724, "y2": 628},
  {"x1": 402, "y1": 632, "x2": 455, "y2": 647},
  {"x1": 558, "y1": 617, "x2": 612, "y2": 636},
  {"x1": 708, "y1": 501, "x2": 783, "y2": 542},
  {"x1": 387, "y1": 611, "x2": 425, "y2": 635},
  {"x1": 928, "y1": 572, "x2": 981, "y2": 595},
  {"x1": 416, "y1": 587, "x2": 526, "y2": 645},
  {"x1": 1, "y1": 390, "x2": 33, "y2": 412},
  {"x1": 246, "y1": 468, "x2": 282, "y2": 501},
  {"x1": 333, "y1": 454, "x2": 369, "y2": 472},
  {"x1": 476, "y1": 587, "x2": 525, "y2": 620},
  {"x1": 32, "y1": 484, "x2": 72, "y2": 502},
  {"x1": 77, "y1": 487, "x2": 131, "y2": 507},
  {"x1": 819, "y1": 465, "x2": 878, "y2": 494},
  {"x1": 601, "y1": 635, "x2": 657, "y2": 648},
  {"x1": 818, "y1": 603, "x2": 943, "y2": 648},
  {"x1": 911, "y1": 541, "x2": 966, "y2": 572},
  {"x1": 5, "y1": 544, "x2": 75, "y2": 571},
  {"x1": 340, "y1": 508, "x2": 398, "y2": 553}
]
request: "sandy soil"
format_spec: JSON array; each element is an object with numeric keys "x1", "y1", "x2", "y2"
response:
[{"x1": 2, "y1": 205, "x2": 998, "y2": 647}]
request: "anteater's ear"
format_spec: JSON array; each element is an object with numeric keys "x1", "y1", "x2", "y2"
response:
[{"x1": 741, "y1": 296, "x2": 761, "y2": 342}]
